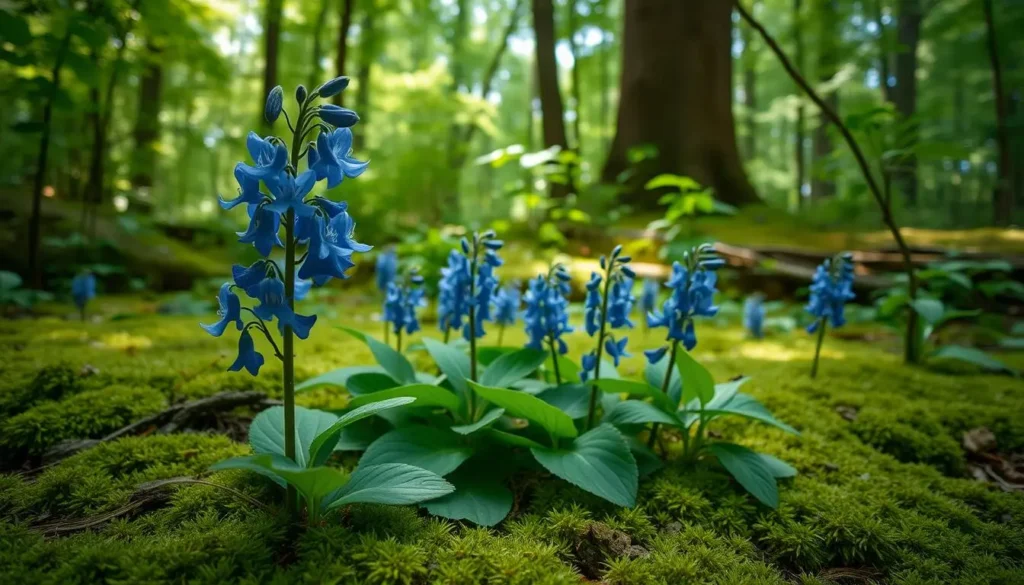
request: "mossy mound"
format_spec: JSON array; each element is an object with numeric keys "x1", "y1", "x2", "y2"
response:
[{"x1": 0, "y1": 295, "x2": 1023, "y2": 584}]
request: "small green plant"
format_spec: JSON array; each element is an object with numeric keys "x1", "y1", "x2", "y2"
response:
[{"x1": 0, "y1": 270, "x2": 54, "y2": 311}]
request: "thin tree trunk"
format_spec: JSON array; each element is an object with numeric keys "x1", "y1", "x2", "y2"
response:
[
  {"x1": 262, "y1": 0, "x2": 284, "y2": 122},
  {"x1": 532, "y1": 0, "x2": 570, "y2": 196},
  {"x1": 872, "y1": 0, "x2": 891, "y2": 103},
  {"x1": 793, "y1": 0, "x2": 804, "y2": 207},
  {"x1": 308, "y1": 0, "x2": 331, "y2": 94},
  {"x1": 811, "y1": 0, "x2": 838, "y2": 199},
  {"x1": 567, "y1": 0, "x2": 583, "y2": 153},
  {"x1": 603, "y1": 0, "x2": 758, "y2": 208},
  {"x1": 741, "y1": 17, "x2": 757, "y2": 161},
  {"x1": 892, "y1": 0, "x2": 921, "y2": 206},
  {"x1": 353, "y1": 6, "x2": 376, "y2": 150},
  {"x1": 599, "y1": 30, "x2": 611, "y2": 150},
  {"x1": 130, "y1": 44, "x2": 163, "y2": 189},
  {"x1": 983, "y1": 0, "x2": 1012, "y2": 225},
  {"x1": 28, "y1": 28, "x2": 73, "y2": 288},
  {"x1": 334, "y1": 0, "x2": 354, "y2": 106}
]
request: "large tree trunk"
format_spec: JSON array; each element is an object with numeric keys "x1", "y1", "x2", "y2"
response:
[
  {"x1": 130, "y1": 44, "x2": 163, "y2": 189},
  {"x1": 811, "y1": 0, "x2": 838, "y2": 199},
  {"x1": 740, "y1": 15, "x2": 757, "y2": 161},
  {"x1": 983, "y1": 0, "x2": 1012, "y2": 225},
  {"x1": 262, "y1": 0, "x2": 284, "y2": 122},
  {"x1": 892, "y1": 0, "x2": 921, "y2": 206},
  {"x1": 334, "y1": 0, "x2": 354, "y2": 106},
  {"x1": 793, "y1": 0, "x2": 805, "y2": 208},
  {"x1": 531, "y1": 0, "x2": 569, "y2": 153},
  {"x1": 602, "y1": 0, "x2": 757, "y2": 209}
]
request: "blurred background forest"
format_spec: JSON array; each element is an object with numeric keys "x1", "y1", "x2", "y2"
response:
[{"x1": 1, "y1": 0, "x2": 1022, "y2": 295}]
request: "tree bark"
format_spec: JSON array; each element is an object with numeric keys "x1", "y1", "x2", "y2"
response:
[
  {"x1": 567, "y1": 0, "x2": 583, "y2": 153},
  {"x1": 28, "y1": 28, "x2": 74, "y2": 288},
  {"x1": 983, "y1": 0, "x2": 1012, "y2": 225},
  {"x1": 130, "y1": 44, "x2": 163, "y2": 189},
  {"x1": 892, "y1": 0, "x2": 921, "y2": 206},
  {"x1": 811, "y1": 0, "x2": 839, "y2": 199},
  {"x1": 793, "y1": 0, "x2": 805, "y2": 207},
  {"x1": 602, "y1": 0, "x2": 758, "y2": 209},
  {"x1": 353, "y1": 4, "x2": 377, "y2": 150},
  {"x1": 308, "y1": 0, "x2": 331, "y2": 94},
  {"x1": 532, "y1": 0, "x2": 569, "y2": 152},
  {"x1": 871, "y1": 0, "x2": 892, "y2": 103},
  {"x1": 741, "y1": 16, "x2": 757, "y2": 161},
  {"x1": 334, "y1": 0, "x2": 354, "y2": 106},
  {"x1": 262, "y1": 0, "x2": 284, "y2": 123}
]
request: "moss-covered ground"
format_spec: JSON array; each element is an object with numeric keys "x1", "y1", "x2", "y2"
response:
[{"x1": 1, "y1": 294, "x2": 1023, "y2": 584}]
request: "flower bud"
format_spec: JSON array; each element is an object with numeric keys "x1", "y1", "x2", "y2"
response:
[
  {"x1": 265, "y1": 85, "x2": 284, "y2": 124},
  {"x1": 319, "y1": 76, "x2": 350, "y2": 98},
  {"x1": 319, "y1": 104, "x2": 359, "y2": 128},
  {"x1": 295, "y1": 84, "x2": 307, "y2": 105}
]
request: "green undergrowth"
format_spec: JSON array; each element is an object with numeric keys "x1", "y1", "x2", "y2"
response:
[{"x1": 1, "y1": 295, "x2": 1023, "y2": 583}]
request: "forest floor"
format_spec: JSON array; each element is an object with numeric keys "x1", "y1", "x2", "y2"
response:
[{"x1": 2, "y1": 293, "x2": 1024, "y2": 584}]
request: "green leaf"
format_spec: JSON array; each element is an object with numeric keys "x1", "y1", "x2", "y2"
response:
[
  {"x1": 595, "y1": 378, "x2": 674, "y2": 411},
  {"x1": 477, "y1": 346, "x2": 517, "y2": 366},
  {"x1": 295, "y1": 365, "x2": 387, "y2": 393},
  {"x1": 674, "y1": 350, "x2": 715, "y2": 405},
  {"x1": 422, "y1": 337, "x2": 471, "y2": 398},
  {"x1": 910, "y1": 298, "x2": 945, "y2": 325},
  {"x1": 345, "y1": 373, "x2": 401, "y2": 395},
  {"x1": 332, "y1": 417, "x2": 392, "y2": 451},
  {"x1": 644, "y1": 173, "x2": 701, "y2": 192},
  {"x1": 468, "y1": 381, "x2": 578, "y2": 440},
  {"x1": 308, "y1": 398, "x2": 417, "y2": 467},
  {"x1": 480, "y1": 348, "x2": 548, "y2": 388},
  {"x1": 271, "y1": 462, "x2": 350, "y2": 507},
  {"x1": 700, "y1": 394, "x2": 799, "y2": 435},
  {"x1": 759, "y1": 453, "x2": 798, "y2": 478},
  {"x1": 340, "y1": 326, "x2": 417, "y2": 384},
  {"x1": 325, "y1": 463, "x2": 454, "y2": 508},
  {"x1": 346, "y1": 384, "x2": 460, "y2": 413},
  {"x1": 360, "y1": 426, "x2": 474, "y2": 476},
  {"x1": 705, "y1": 377, "x2": 752, "y2": 410},
  {"x1": 0, "y1": 271, "x2": 23, "y2": 291},
  {"x1": 536, "y1": 384, "x2": 591, "y2": 419},
  {"x1": 624, "y1": 436, "x2": 663, "y2": 478},
  {"x1": 645, "y1": 356, "x2": 682, "y2": 406},
  {"x1": 209, "y1": 453, "x2": 298, "y2": 487},
  {"x1": 706, "y1": 442, "x2": 781, "y2": 508},
  {"x1": 531, "y1": 425, "x2": 637, "y2": 507},
  {"x1": 249, "y1": 406, "x2": 337, "y2": 467},
  {"x1": 423, "y1": 463, "x2": 513, "y2": 527},
  {"x1": 604, "y1": 400, "x2": 681, "y2": 427},
  {"x1": 931, "y1": 345, "x2": 1017, "y2": 376},
  {"x1": 545, "y1": 355, "x2": 580, "y2": 383},
  {"x1": 451, "y1": 408, "x2": 506, "y2": 435},
  {"x1": 484, "y1": 429, "x2": 547, "y2": 449}
]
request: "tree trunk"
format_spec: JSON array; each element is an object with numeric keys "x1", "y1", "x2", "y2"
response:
[
  {"x1": 811, "y1": 0, "x2": 838, "y2": 199},
  {"x1": 262, "y1": 0, "x2": 284, "y2": 122},
  {"x1": 28, "y1": 28, "x2": 73, "y2": 288},
  {"x1": 532, "y1": 0, "x2": 569, "y2": 152},
  {"x1": 353, "y1": 4, "x2": 377, "y2": 150},
  {"x1": 983, "y1": 0, "x2": 1012, "y2": 225},
  {"x1": 892, "y1": 0, "x2": 920, "y2": 206},
  {"x1": 130, "y1": 44, "x2": 163, "y2": 189},
  {"x1": 334, "y1": 0, "x2": 354, "y2": 106},
  {"x1": 872, "y1": 0, "x2": 892, "y2": 103},
  {"x1": 602, "y1": 0, "x2": 757, "y2": 209},
  {"x1": 567, "y1": 0, "x2": 583, "y2": 153},
  {"x1": 308, "y1": 0, "x2": 331, "y2": 94},
  {"x1": 741, "y1": 17, "x2": 757, "y2": 161},
  {"x1": 793, "y1": 0, "x2": 804, "y2": 207}
]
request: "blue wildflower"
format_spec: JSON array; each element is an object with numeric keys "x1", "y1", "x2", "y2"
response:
[
  {"x1": 237, "y1": 204, "x2": 283, "y2": 257},
  {"x1": 493, "y1": 284, "x2": 521, "y2": 326},
  {"x1": 221, "y1": 164, "x2": 264, "y2": 210},
  {"x1": 201, "y1": 283, "x2": 243, "y2": 337},
  {"x1": 744, "y1": 294, "x2": 766, "y2": 339},
  {"x1": 438, "y1": 250, "x2": 472, "y2": 335},
  {"x1": 309, "y1": 128, "x2": 368, "y2": 189},
  {"x1": 580, "y1": 351, "x2": 598, "y2": 382},
  {"x1": 265, "y1": 85, "x2": 284, "y2": 124},
  {"x1": 319, "y1": 104, "x2": 359, "y2": 128},
  {"x1": 383, "y1": 274, "x2": 426, "y2": 336},
  {"x1": 298, "y1": 208, "x2": 371, "y2": 286},
  {"x1": 604, "y1": 336, "x2": 630, "y2": 367},
  {"x1": 806, "y1": 256, "x2": 855, "y2": 333},
  {"x1": 234, "y1": 132, "x2": 287, "y2": 191},
  {"x1": 584, "y1": 272, "x2": 602, "y2": 336},
  {"x1": 265, "y1": 170, "x2": 318, "y2": 218},
  {"x1": 229, "y1": 329, "x2": 265, "y2": 376},
  {"x1": 295, "y1": 84, "x2": 307, "y2": 105},
  {"x1": 523, "y1": 270, "x2": 574, "y2": 355},
  {"x1": 318, "y1": 76, "x2": 350, "y2": 98},
  {"x1": 644, "y1": 346, "x2": 668, "y2": 364},
  {"x1": 607, "y1": 276, "x2": 635, "y2": 329},
  {"x1": 640, "y1": 278, "x2": 659, "y2": 314},
  {"x1": 375, "y1": 248, "x2": 398, "y2": 293},
  {"x1": 647, "y1": 253, "x2": 722, "y2": 351},
  {"x1": 71, "y1": 272, "x2": 96, "y2": 311}
]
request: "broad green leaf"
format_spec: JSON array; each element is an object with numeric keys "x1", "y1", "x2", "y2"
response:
[
  {"x1": 545, "y1": 355, "x2": 580, "y2": 384},
  {"x1": 360, "y1": 426, "x2": 473, "y2": 476},
  {"x1": 480, "y1": 348, "x2": 548, "y2": 388},
  {"x1": 707, "y1": 442, "x2": 781, "y2": 508},
  {"x1": 468, "y1": 381, "x2": 578, "y2": 440},
  {"x1": 484, "y1": 429, "x2": 547, "y2": 449},
  {"x1": 512, "y1": 379, "x2": 552, "y2": 394},
  {"x1": 271, "y1": 462, "x2": 350, "y2": 507},
  {"x1": 531, "y1": 424, "x2": 637, "y2": 507},
  {"x1": 477, "y1": 346, "x2": 517, "y2": 366},
  {"x1": 644, "y1": 173, "x2": 701, "y2": 192},
  {"x1": 705, "y1": 377, "x2": 752, "y2": 410},
  {"x1": 332, "y1": 417, "x2": 392, "y2": 451},
  {"x1": 645, "y1": 356, "x2": 682, "y2": 406},
  {"x1": 423, "y1": 463, "x2": 513, "y2": 527},
  {"x1": 249, "y1": 406, "x2": 337, "y2": 467},
  {"x1": 0, "y1": 271, "x2": 23, "y2": 291},
  {"x1": 910, "y1": 298, "x2": 945, "y2": 325},
  {"x1": 452, "y1": 408, "x2": 506, "y2": 435},
  {"x1": 346, "y1": 384, "x2": 460, "y2": 413},
  {"x1": 931, "y1": 345, "x2": 1018, "y2": 376},
  {"x1": 308, "y1": 398, "x2": 417, "y2": 466},
  {"x1": 209, "y1": 453, "x2": 299, "y2": 487},
  {"x1": 595, "y1": 378, "x2": 674, "y2": 411},
  {"x1": 340, "y1": 326, "x2": 417, "y2": 384},
  {"x1": 759, "y1": 453, "x2": 798, "y2": 478},
  {"x1": 624, "y1": 436, "x2": 663, "y2": 478},
  {"x1": 325, "y1": 463, "x2": 454, "y2": 508},
  {"x1": 675, "y1": 350, "x2": 715, "y2": 405},
  {"x1": 604, "y1": 400, "x2": 681, "y2": 427},
  {"x1": 295, "y1": 365, "x2": 385, "y2": 393},
  {"x1": 423, "y1": 337, "x2": 471, "y2": 398},
  {"x1": 700, "y1": 394, "x2": 799, "y2": 435},
  {"x1": 345, "y1": 372, "x2": 401, "y2": 395},
  {"x1": 537, "y1": 384, "x2": 591, "y2": 419}
]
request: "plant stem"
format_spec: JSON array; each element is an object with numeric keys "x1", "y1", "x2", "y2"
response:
[
  {"x1": 810, "y1": 317, "x2": 827, "y2": 378},
  {"x1": 467, "y1": 245, "x2": 478, "y2": 420},
  {"x1": 383, "y1": 320, "x2": 389, "y2": 346},
  {"x1": 497, "y1": 324, "x2": 505, "y2": 347},
  {"x1": 586, "y1": 270, "x2": 614, "y2": 430},
  {"x1": 396, "y1": 329, "x2": 402, "y2": 353},
  {"x1": 548, "y1": 337, "x2": 562, "y2": 385},
  {"x1": 647, "y1": 340, "x2": 679, "y2": 449}
]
